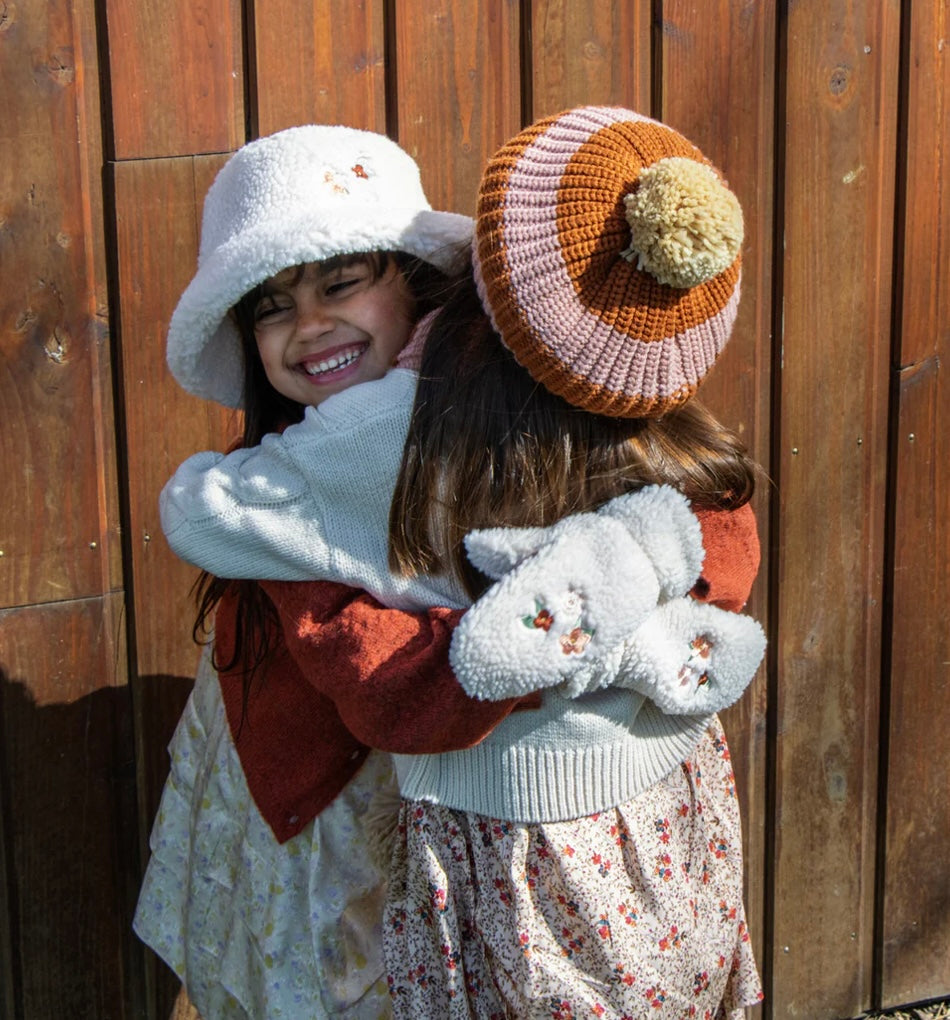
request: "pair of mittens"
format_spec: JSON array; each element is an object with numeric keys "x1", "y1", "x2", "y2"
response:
[
  {"x1": 449, "y1": 484, "x2": 766, "y2": 715},
  {"x1": 449, "y1": 486, "x2": 703, "y2": 702}
]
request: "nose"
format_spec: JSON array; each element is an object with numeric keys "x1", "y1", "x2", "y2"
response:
[{"x1": 295, "y1": 294, "x2": 335, "y2": 339}]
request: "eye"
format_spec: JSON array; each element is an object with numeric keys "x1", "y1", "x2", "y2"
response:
[
  {"x1": 254, "y1": 295, "x2": 292, "y2": 323},
  {"x1": 324, "y1": 265, "x2": 371, "y2": 297},
  {"x1": 325, "y1": 278, "x2": 359, "y2": 296}
]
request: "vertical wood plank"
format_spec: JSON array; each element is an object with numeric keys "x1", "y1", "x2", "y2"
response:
[
  {"x1": 104, "y1": 0, "x2": 245, "y2": 158},
  {"x1": 112, "y1": 153, "x2": 237, "y2": 1013},
  {"x1": 112, "y1": 154, "x2": 236, "y2": 686},
  {"x1": 392, "y1": 0, "x2": 522, "y2": 216},
  {"x1": 881, "y1": 0, "x2": 950, "y2": 1005},
  {"x1": 0, "y1": 0, "x2": 135, "y2": 1011},
  {"x1": 771, "y1": 3, "x2": 900, "y2": 1016},
  {"x1": 658, "y1": 2, "x2": 777, "y2": 1001},
  {"x1": 0, "y1": 593, "x2": 138, "y2": 1019},
  {"x1": 0, "y1": 0, "x2": 120, "y2": 610},
  {"x1": 253, "y1": 0, "x2": 387, "y2": 136},
  {"x1": 528, "y1": 0, "x2": 652, "y2": 118}
]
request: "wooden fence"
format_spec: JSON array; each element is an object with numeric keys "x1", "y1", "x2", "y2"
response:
[{"x1": 1, "y1": 1, "x2": 947, "y2": 1017}]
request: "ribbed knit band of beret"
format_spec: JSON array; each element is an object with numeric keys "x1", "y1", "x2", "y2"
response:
[{"x1": 473, "y1": 105, "x2": 744, "y2": 418}]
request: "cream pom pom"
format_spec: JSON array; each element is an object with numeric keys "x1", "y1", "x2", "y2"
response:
[{"x1": 621, "y1": 156, "x2": 743, "y2": 288}]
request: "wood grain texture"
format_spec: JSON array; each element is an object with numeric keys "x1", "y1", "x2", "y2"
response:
[
  {"x1": 104, "y1": 0, "x2": 244, "y2": 158},
  {"x1": 110, "y1": 156, "x2": 236, "y2": 973},
  {"x1": 0, "y1": 593, "x2": 139, "y2": 1019},
  {"x1": 253, "y1": 0, "x2": 387, "y2": 136},
  {"x1": 392, "y1": 0, "x2": 522, "y2": 216},
  {"x1": 657, "y1": 2, "x2": 777, "y2": 1000},
  {"x1": 0, "y1": 0, "x2": 120, "y2": 611},
  {"x1": 111, "y1": 154, "x2": 237, "y2": 684},
  {"x1": 881, "y1": 0, "x2": 950, "y2": 1004},
  {"x1": 528, "y1": 0, "x2": 652, "y2": 118},
  {"x1": 771, "y1": 3, "x2": 900, "y2": 1016}
]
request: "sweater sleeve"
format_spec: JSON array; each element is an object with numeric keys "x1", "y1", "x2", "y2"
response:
[
  {"x1": 158, "y1": 371, "x2": 436, "y2": 608},
  {"x1": 159, "y1": 440, "x2": 334, "y2": 580},
  {"x1": 260, "y1": 579, "x2": 532, "y2": 753},
  {"x1": 692, "y1": 503, "x2": 761, "y2": 611},
  {"x1": 260, "y1": 503, "x2": 758, "y2": 754}
]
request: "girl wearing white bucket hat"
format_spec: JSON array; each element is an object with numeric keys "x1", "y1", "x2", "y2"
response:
[{"x1": 135, "y1": 123, "x2": 475, "y2": 1020}]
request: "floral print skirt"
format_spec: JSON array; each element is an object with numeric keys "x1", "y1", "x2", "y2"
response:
[{"x1": 384, "y1": 718, "x2": 762, "y2": 1020}]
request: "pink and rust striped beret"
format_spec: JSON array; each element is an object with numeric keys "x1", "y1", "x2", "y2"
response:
[{"x1": 473, "y1": 105, "x2": 744, "y2": 418}]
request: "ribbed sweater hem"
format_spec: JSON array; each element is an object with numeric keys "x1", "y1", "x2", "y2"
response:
[{"x1": 393, "y1": 704, "x2": 711, "y2": 823}]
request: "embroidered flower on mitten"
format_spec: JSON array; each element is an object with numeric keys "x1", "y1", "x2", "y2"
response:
[
  {"x1": 678, "y1": 634, "x2": 714, "y2": 689},
  {"x1": 522, "y1": 593, "x2": 593, "y2": 656},
  {"x1": 560, "y1": 627, "x2": 593, "y2": 656},
  {"x1": 524, "y1": 603, "x2": 555, "y2": 632}
]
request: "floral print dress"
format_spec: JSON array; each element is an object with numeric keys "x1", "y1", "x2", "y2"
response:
[
  {"x1": 385, "y1": 717, "x2": 761, "y2": 1020},
  {"x1": 133, "y1": 645, "x2": 394, "y2": 1020}
]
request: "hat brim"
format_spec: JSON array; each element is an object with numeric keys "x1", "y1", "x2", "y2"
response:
[{"x1": 167, "y1": 206, "x2": 472, "y2": 407}]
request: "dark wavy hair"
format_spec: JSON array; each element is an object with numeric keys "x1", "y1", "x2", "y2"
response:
[
  {"x1": 389, "y1": 268, "x2": 760, "y2": 599},
  {"x1": 192, "y1": 250, "x2": 456, "y2": 696}
]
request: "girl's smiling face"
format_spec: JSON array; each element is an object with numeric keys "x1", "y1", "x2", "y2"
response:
[{"x1": 252, "y1": 255, "x2": 415, "y2": 408}]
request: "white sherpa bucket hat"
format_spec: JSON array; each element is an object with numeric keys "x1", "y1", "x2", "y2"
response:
[{"x1": 167, "y1": 124, "x2": 474, "y2": 407}]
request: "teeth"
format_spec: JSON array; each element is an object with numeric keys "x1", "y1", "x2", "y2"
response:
[{"x1": 304, "y1": 349, "x2": 361, "y2": 376}]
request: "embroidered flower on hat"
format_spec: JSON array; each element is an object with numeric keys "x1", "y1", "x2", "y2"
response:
[
  {"x1": 322, "y1": 155, "x2": 379, "y2": 196},
  {"x1": 323, "y1": 169, "x2": 348, "y2": 194}
]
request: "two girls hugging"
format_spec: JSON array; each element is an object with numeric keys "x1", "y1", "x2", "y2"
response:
[{"x1": 136, "y1": 106, "x2": 766, "y2": 1020}]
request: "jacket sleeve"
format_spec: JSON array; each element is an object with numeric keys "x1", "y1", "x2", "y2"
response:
[
  {"x1": 260, "y1": 579, "x2": 533, "y2": 753},
  {"x1": 691, "y1": 503, "x2": 762, "y2": 611}
]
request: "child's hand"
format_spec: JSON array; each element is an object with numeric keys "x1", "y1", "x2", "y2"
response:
[
  {"x1": 450, "y1": 514, "x2": 661, "y2": 701},
  {"x1": 567, "y1": 598, "x2": 766, "y2": 713}
]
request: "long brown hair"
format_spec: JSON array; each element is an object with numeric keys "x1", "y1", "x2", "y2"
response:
[
  {"x1": 192, "y1": 250, "x2": 455, "y2": 690},
  {"x1": 389, "y1": 271, "x2": 759, "y2": 599}
]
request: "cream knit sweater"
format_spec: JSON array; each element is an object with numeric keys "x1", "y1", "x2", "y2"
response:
[{"x1": 161, "y1": 368, "x2": 713, "y2": 822}]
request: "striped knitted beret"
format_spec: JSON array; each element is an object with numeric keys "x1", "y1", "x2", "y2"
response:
[{"x1": 473, "y1": 106, "x2": 744, "y2": 418}]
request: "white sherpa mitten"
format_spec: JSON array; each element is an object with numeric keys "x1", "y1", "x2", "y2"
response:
[
  {"x1": 607, "y1": 598, "x2": 766, "y2": 714},
  {"x1": 596, "y1": 484, "x2": 705, "y2": 599},
  {"x1": 461, "y1": 512, "x2": 597, "y2": 581},
  {"x1": 464, "y1": 484, "x2": 703, "y2": 585},
  {"x1": 450, "y1": 514, "x2": 661, "y2": 701}
]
